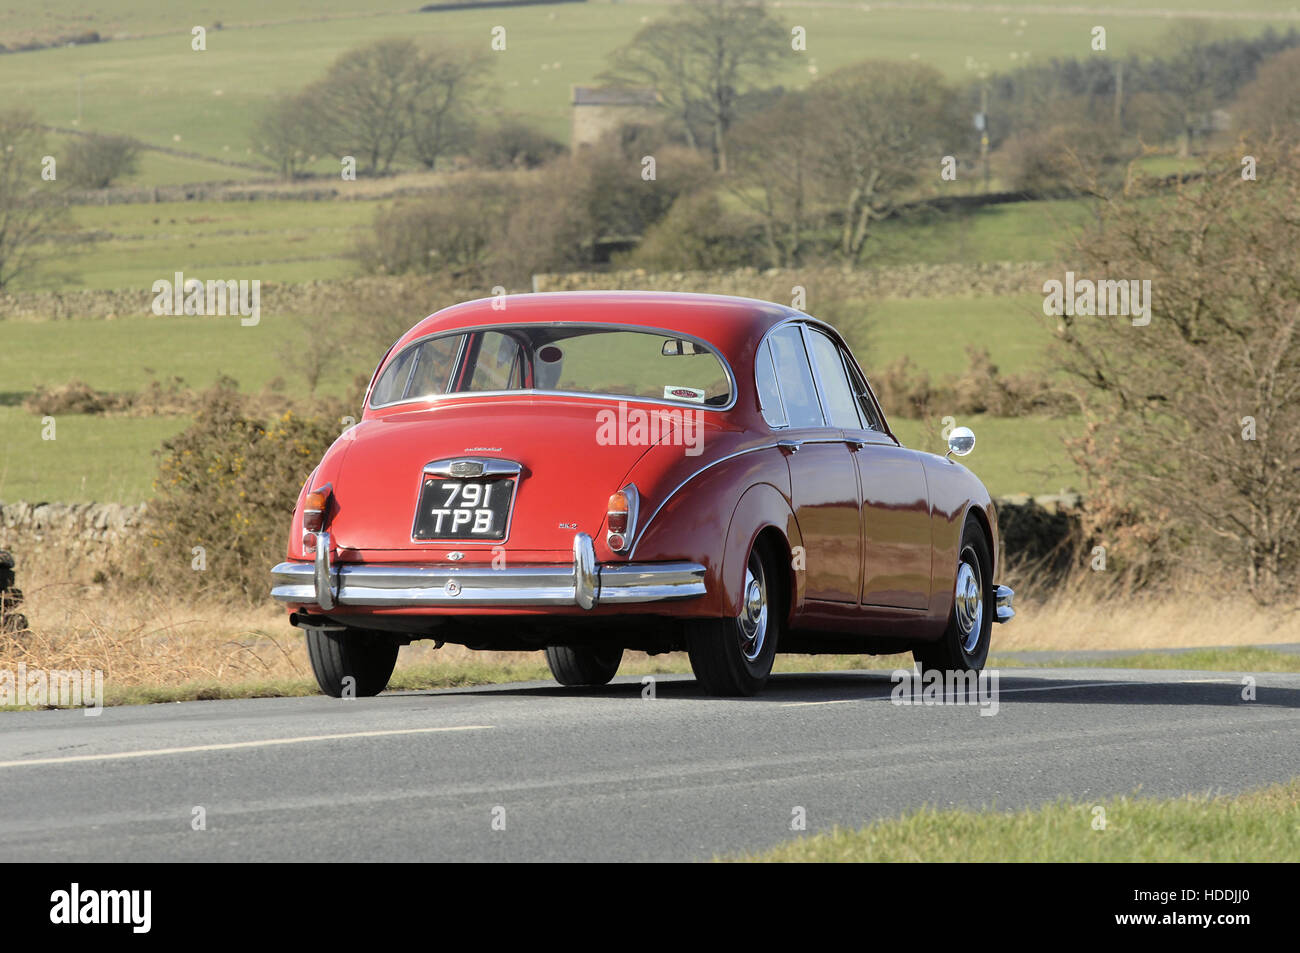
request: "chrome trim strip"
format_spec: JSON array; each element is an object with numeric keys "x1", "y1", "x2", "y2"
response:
[
  {"x1": 422, "y1": 457, "x2": 523, "y2": 478},
  {"x1": 994, "y1": 584, "x2": 1015, "y2": 623},
  {"x1": 314, "y1": 531, "x2": 335, "y2": 611},
  {"x1": 368, "y1": 322, "x2": 739, "y2": 414},
  {"x1": 270, "y1": 533, "x2": 706, "y2": 609}
]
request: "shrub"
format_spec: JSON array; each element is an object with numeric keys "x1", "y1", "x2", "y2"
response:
[
  {"x1": 357, "y1": 177, "x2": 514, "y2": 282},
  {"x1": 139, "y1": 379, "x2": 345, "y2": 603},
  {"x1": 621, "y1": 190, "x2": 758, "y2": 271},
  {"x1": 472, "y1": 121, "x2": 564, "y2": 170},
  {"x1": 65, "y1": 133, "x2": 140, "y2": 189}
]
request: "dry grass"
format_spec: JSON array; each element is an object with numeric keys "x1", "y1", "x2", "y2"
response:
[
  {"x1": 1000, "y1": 558, "x2": 1300, "y2": 651},
  {"x1": 2, "y1": 538, "x2": 1297, "y2": 707}
]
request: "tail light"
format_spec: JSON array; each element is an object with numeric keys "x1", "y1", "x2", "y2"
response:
[
  {"x1": 606, "y1": 485, "x2": 639, "y2": 554},
  {"x1": 302, "y1": 483, "x2": 332, "y2": 533}
]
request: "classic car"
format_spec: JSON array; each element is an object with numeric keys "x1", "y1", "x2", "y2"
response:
[{"x1": 271, "y1": 291, "x2": 1014, "y2": 697}]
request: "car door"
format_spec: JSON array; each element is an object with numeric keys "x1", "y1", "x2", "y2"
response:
[
  {"x1": 762, "y1": 324, "x2": 862, "y2": 604},
  {"x1": 803, "y1": 328, "x2": 933, "y2": 610}
]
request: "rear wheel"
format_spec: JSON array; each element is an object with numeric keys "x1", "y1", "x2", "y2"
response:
[
  {"x1": 306, "y1": 628, "x2": 399, "y2": 698},
  {"x1": 914, "y1": 519, "x2": 993, "y2": 673},
  {"x1": 687, "y1": 538, "x2": 782, "y2": 696},
  {"x1": 545, "y1": 644, "x2": 623, "y2": 686}
]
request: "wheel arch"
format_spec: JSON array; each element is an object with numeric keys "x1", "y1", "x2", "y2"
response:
[{"x1": 719, "y1": 483, "x2": 802, "y2": 622}]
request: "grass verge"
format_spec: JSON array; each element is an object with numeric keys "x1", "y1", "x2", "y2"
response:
[{"x1": 726, "y1": 778, "x2": 1300, "y2": 862}]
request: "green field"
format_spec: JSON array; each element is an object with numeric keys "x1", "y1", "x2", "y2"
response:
[
  {"x1": 1, "y1": 2, "x2": 1282, "y2": 171},
  {"x1": 50, "y1": 198, "x2": 376, "y2": 291}
]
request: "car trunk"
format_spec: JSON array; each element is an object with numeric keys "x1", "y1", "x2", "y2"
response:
[{"x1": 327, "y1": 396, "x2": 654, "y2": 555}]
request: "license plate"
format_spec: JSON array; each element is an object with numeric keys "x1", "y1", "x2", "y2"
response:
[{"x1": 413, "y1": 477, "x2": 515, "y2": 540}]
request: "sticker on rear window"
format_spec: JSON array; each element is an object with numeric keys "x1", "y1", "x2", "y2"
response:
[{"x1": 664, "y1": 385, "x2": 705, "y2": 403}]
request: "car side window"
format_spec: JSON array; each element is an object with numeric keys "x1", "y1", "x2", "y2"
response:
[
  {"x1": 468, "y1": 331, "x2": 524, "y2": 391},
  {"x1": 807, "y1": 329, "x2": 865, "y2": 430},
  {"x1": 406, "y1": 335, "x2": 461, "y2": 399},
  {"x1": 370, "y1": 345, "x2": 418, "y2": 406},
  {"x1": 768, "y1": 325, "x2": 825, "y2": 428},
  {"x1": 755, "y1": 339, "x2": 788, "y2": 428}
]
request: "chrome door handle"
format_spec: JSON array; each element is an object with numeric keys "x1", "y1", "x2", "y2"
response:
[{"x1": 777, "y1": 439, "x2": 801, "y2": 454}]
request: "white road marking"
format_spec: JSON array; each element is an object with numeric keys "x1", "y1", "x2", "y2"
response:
[
  {"x1": 0, "y1": 725, "x2": 493, "y2": 769},
  {"x1": 782, "y1": 699, "x2": 861, "y2": 708}
]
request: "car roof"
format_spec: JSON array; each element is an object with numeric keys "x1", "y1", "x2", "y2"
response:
[{"x1": 396, "y1": 291, "x2": 805, "y2": 360}]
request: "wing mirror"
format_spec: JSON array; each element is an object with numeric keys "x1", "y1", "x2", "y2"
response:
[{"x1": 947, "y1": 426, "x2": 975, "y2": 458}]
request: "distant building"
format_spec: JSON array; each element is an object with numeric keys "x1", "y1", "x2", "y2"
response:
[{"x1": 570, "y1": 86, "x2": 661, "y2": 149}]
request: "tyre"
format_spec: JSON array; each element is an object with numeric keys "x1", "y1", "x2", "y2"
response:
[
  {"x1": 544, "y1": 644, "x2": 623, "y2": 686},
  {"x1": 687, "y1": 537, "x2": 782, "y2": 696},
  {"x1": 914, "y1": 519, "x2": 993, "y2": 673},
  {"x1": 305, "y1": 627, "x2": 399, "y2": 698}
]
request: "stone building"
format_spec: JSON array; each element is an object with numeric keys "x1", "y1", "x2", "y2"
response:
[{"x1": 570, "y1": 85, "x2": 661, "y2": 149}]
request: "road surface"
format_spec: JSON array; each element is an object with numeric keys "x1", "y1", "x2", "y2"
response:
[{"x1": 1, "y1": 667, "x2": 1297, "y2": 861}]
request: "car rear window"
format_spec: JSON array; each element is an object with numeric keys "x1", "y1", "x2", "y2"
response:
[{"x1": 370, "y1": 325, "x2": 733, "y2": 409}]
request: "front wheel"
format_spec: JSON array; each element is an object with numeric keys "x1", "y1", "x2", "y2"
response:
[
  {"x1": 687, "y1": 539, "x2": 782, "y2": 696},
  {"x1": 913, "y1": 519, "x2": 993, "y2": 673},
  {"x1": 306, "y1": 627, "x2": 399, "y2": 698}
]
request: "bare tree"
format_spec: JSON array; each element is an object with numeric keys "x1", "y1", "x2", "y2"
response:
[
  {"x1": 726, "y1": 91, "x2": 821, "y2": 266},
  {"x1": 1057, "y1": 144, "x2": 1300, "y2": 601},
  {"x1": 1232, "y1": 45, "x2": 1300, "y2": 142},
  {"x1": 603, "y1": 0, "x2": 786, "y2": 173},
  {"x1": 314, "y1": 38, "x2": 427, "y2": 174},
  {"x1": 0, "y1": 110, "x2": 68, "y2": 289},
  {"x1": 407, "y1": 44, "x2": 489, "y2": 170},
  {"x1": 254, "y1": 89, "x2": 321, "y2": 179},
  {"x1": 807, "y1": 61, "x2": 955, "y2": 261}
]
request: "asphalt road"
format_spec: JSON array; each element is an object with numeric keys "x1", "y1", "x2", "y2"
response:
[{"x1": 1, "y1": 667, "x2": 1297, "y2": 862}]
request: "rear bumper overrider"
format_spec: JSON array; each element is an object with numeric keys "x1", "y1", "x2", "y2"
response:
[
  {"x1": 270, "y1": 532, "x2": 706, "y2": 611},
  {"x1": 994, "y1": 584, "x2": 1015, "y2": 623}
]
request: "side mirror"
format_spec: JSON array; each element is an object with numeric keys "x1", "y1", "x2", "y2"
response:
[{"x1": 947, "y1": 426, "x2": 975, "y2": 458}]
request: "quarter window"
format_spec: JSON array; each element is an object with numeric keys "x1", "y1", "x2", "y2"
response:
[{"x1": 755, "y1": 339, "x2": 787, "y2": 428}]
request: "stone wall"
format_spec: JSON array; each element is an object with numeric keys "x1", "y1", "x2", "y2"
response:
[
  {"x1": 533, "y1": 261, "x2": 1056, "y2": 302},
  {"x1": 0, "y1": 502, "x2": 147, "y2": 544},
  {"x1": 0, "y1": 263, "x2": 1056, "y2": 322}
]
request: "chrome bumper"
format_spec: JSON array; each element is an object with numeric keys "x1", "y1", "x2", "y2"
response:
[
  {"x1": 994, "y1": 584, "x2": 1015, "y2": 623},
  {"x1": 270, "y1": 532, "x2": 706, "y2": 610}
]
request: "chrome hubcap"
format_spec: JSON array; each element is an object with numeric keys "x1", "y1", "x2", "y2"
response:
[
  {"x1": 738, "y1": 553, "x2": 768, "y2": 662},
  {"x1": 954, "y1": 555, "x2": 984, "y2": 653}
]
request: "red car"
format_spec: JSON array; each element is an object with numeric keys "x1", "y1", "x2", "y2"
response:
[{"x1": 271, "y1": 291, "x2": 1014, "y2": 697}]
